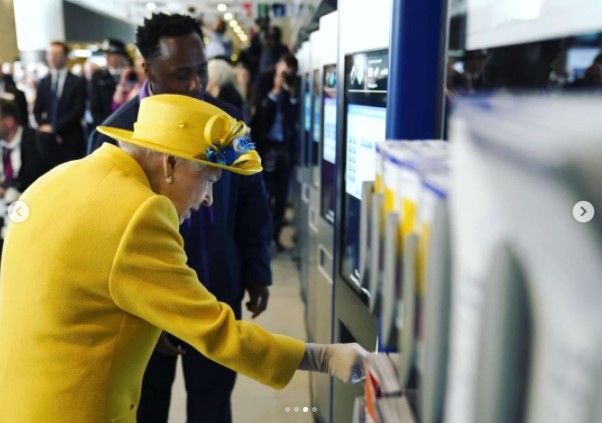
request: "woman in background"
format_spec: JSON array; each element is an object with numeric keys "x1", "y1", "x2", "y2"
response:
[
  {"x1": 206, "y1": 58, "x2": 244, "y2": 111},
  {"x1": 112, "y1": 55, "x2": 146, "y2": 111}
]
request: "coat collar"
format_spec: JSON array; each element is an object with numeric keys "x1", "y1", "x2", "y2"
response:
[{"x1": 93, "y1": 143, "x2": 152, "y2": 190}]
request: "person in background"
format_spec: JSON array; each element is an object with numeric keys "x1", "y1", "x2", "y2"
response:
[
  {"x1": 83, "y1": 58, "x2": 101, "y2": 82},
  {"x1": 88, "y1": 13, "x2": 274, "y2": 423},
  {"x1": 251, "y1": 53, "x2": 299, "y2": 253},
  {"x1": 0, "y1": 98, "x2": 58, "y2": 194},
  {"x1": 90, "y1": 38, "x2": 130, "y2": 127},
  {"x1": 205, "y1": 17, "x2": 233, "y2": 60},
  {"x1": 462, "y1": 50, "x2": 487, "y2": 92},
  {"x1": 0, "y1": 93, "x2": 368, "y2": 422},
  {"x1": 240, "y1": 16, "x2": 270, "y2": 83},
  {"x1": 112, "y1": 56, "x2": 145, "y2": 111},
  {"x1": 234, "y1": 61, "x2": 253, "y2": 121},
  {"x1": 0, "y1": 66, "x2": 29, "y2": 127},
  {"x1": 206, "y1": 58, "x2": 243, "y2": 110},
  {"x1": 33, "y1": 41, "x2": 87, "y2": 162},
  {"x1": 0, "y1": 98, "x2": 60, "y2": 252},
  {"x1": 258, "y1": 26, "x2": 289, "y2": 75}
]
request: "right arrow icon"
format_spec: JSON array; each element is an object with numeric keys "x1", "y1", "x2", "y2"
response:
[{"x1": 574, "y1": 201, "x2": 595, "y2": 223}]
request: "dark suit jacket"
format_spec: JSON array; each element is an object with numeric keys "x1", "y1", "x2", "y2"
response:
[
  {"x1": 2, "y1": 127, "x2": 60, "y2": 193},
  {"x1": 89, "y1": 69, "x2": 117, "y2": 128},
  {"x1": 33, "y1": 71, "x2": 87, "y2": 161},
  {"x1": 88, "y1": 95, "x2": 273, "y2": 313},
  {"x1": 2, "y1": 75, "x2": 29, "y2": 127},
  {"x1": 251, "y1": 69, "x2": 299, "y2": 157}
]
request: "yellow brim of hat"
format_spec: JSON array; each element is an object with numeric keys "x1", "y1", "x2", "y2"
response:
[{"x1": 97, "y1": 126, "x2": 262, "y2": 176}]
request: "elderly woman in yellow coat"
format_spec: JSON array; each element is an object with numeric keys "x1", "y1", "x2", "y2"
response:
[{"x1": 0, "y1": 94, "x2": 366, "y2": 422}]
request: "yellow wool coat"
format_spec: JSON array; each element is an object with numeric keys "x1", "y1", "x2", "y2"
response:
[{"x1": 0, "y1": 144, "x2": 305, "y2": 422}]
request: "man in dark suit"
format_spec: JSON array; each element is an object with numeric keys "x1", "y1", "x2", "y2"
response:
[
  {"x1": 251, "y1": 53, "x2": 299, "y2": 252},
  {"x1": 89, "y1": 38, "x2": 130, "y2": 128},
  {"x1": 0, "y1": 98, "x2": 59, "y2": 194},
  {"x1": 34, "y1": 41, "x2": 87, "y2": 162},
  {"x1": 88, "y1": 13, "x2": 273, "y2": 423},
  {"x1": 0, "y1": 70, "x2": 29, "y2": 127}
]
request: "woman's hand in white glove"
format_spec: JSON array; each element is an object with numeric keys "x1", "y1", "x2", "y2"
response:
[{"x1": 298, "y1": 343, "x2": 368, "y2": 383}]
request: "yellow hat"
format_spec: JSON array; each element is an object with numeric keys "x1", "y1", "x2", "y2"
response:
[{"x1": 97, "y1": 94, "x2": 262, "y2": 175}]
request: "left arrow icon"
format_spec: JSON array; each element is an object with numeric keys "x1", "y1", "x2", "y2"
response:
[{"x1": 8, "y1": 201, "x2": 30, "y2": 223}]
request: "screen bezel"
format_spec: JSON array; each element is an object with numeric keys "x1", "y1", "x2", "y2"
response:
[{"x1": 339, "y1": 48, "x2": 389, "y2": 292}]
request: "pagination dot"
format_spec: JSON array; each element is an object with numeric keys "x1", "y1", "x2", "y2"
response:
[
  {"x1": 312, "y1": 407, "x2": 318, "y2": 413},
  {"x1": 285, "y1": 407, "x2": 290, "y2": 413},
  {"x1": 294, "y1": 407, "x2": 299, "y2": 412},
  {"x1": 303, "y1": 407, "x2": 309, "y2": 413}
]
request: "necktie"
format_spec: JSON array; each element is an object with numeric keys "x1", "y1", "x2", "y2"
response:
[
  {"x1": 3, "y1": 147, "x2": 13, "y2": 183},
  {"x1": 50, "y1": 75, "x2": 60, "y2": 127}
]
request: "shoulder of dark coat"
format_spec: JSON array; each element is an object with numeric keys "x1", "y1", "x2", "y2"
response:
[
  {"x1": 101, "y1": 97, "x2": 140, "y2": 130},
  {"x1": 204, "y1": 94, "x2": 244, "y2": 121}
]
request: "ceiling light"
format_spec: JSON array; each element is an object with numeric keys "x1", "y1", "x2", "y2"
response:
[
  {"x1": 223, "y1": 12, "x2": 233, "y2": 21},
  {"x1": 217, "y1": 3, "x2": 227, "y2": 12},
  {"x1": 146, "y1": 2, "x2": 157, "y2": 11},
  {"x1": 72, "y1": 49, "x2": 92, "y2": 58}
]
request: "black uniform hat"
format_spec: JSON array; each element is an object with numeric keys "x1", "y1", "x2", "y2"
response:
[{"x1": 100, "y1": 38, "x2": 128, "y2": 56}]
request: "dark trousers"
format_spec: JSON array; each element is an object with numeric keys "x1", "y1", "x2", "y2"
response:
[
  {"x1": 137, "y1": 334, "x2": 237, "y2": 423},
  {"x1": 262, "y1": 142, "x2": 292, "y2": 243}
]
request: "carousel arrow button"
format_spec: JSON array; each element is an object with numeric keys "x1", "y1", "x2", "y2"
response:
[
  {"x1": 8, "y1": 201, "x2": 30, "y2": 223},
  {"x1": 573, "y1": 201, "x2": 594, "y2": 223}
]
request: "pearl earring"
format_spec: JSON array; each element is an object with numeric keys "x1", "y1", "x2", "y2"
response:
[{"x1": 166, "y1": 175, "x2": 173, "y2": 184}]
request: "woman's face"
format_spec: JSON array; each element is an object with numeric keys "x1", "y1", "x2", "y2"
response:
[{"x1": 161, "y1": 159, "x2": 222, "y2": 223}]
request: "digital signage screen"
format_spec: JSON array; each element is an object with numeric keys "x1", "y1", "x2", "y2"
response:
[
  {"x1": 302, "y1": 73, "x2": 311, "y2": 168},
  {"x1": 311, "y1": 68, "x2": 321, "y2": 185},
  {"x1": 320, "y1": 64, "x2": 337, "y2": 224},
  {"x1": 313, "y1": 69, "x2": 322, "y2": 144},
  {"x1": 340, "y1": 49, "x2": 388, "y2": 288}
]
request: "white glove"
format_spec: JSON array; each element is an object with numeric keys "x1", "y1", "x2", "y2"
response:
[{"x1": 298, "y1": 343, "x2": 368, "y2": 383}]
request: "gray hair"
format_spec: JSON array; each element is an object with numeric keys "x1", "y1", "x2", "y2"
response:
[
  {"x1": 207, "y1": 58, "x2": 235, "y2": 89},
  {"x1": 117, "y1": 141, "x2": 206, "y2": 171}
]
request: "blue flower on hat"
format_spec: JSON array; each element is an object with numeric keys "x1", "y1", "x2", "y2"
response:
[
  {"x1": 206, "y1": 143, "x2": 239, "y2": 165},
  {"x1": 232, "y1": 134, "x2": 255, "y2": 154},
  {"x1": 204, "y1": 131, "x2": 256, "y2": 166}
]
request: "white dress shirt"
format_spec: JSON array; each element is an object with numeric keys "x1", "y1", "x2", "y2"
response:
[{"x1": 50, "y1": 67, "x2": 68, "y2": 98}]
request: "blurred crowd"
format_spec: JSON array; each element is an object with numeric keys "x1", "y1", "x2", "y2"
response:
[{"x1": 0, "y1": 15, "x2": 301, "y2": 255}]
